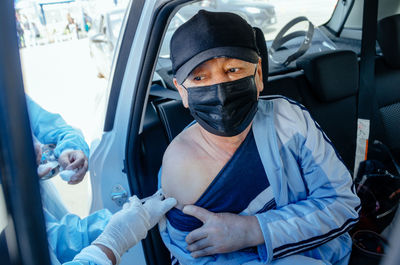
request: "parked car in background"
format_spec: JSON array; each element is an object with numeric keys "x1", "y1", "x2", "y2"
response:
[
  {"x1": 178, "y1": 0, "x2": 276, "y2": 34},
  {"x1": 207, "y1": 0, "x2": 277, "y2": 32}
]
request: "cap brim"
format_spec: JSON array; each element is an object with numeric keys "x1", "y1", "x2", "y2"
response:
[{"x1": 175, "y1": 46, "x2": 259, "y2": 84}]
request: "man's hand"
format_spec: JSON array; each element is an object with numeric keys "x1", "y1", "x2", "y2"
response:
[
  {"x1": 58, "y1": 150, "x2": 88, "y2": 184},
  {"x1": 183, "y1": 205, "x2": 264, "y2": 258}
]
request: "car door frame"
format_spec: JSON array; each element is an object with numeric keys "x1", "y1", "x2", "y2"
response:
[
  {"x1": 89, "y1": 1, "x2": 179, "y2": 264},
  {"x1": 0, "y1": 1, "x2": 51, "y2": 265},
  {"x1": 123, "y1": 1, "x2": 191, "y2": 263},
  {"x1": 90, "y1": 0, "x2": 191, "y2": 264}
]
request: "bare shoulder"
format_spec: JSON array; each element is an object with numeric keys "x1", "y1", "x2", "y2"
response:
[{"x1": 161, "y1": 125, "x2": 206, "y2": 209}]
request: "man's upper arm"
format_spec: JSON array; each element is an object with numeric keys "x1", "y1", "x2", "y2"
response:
[
  {"x1": 254, "y1": 99, "x2": 360, "y2": 262},
  {"x1": 161, "y1": 140, "x2": 203, "y2": 208}
]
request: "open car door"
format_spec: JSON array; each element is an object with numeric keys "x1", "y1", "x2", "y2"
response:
[{"x1": 89, "y1": 0, "x2": 187, "y2": 264}]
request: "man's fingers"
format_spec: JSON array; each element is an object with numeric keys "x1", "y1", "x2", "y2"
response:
[
  {"x1": 67, "y1": 160, "x2": 88, "y2": 184},
  {"x1": 67, "y1": 170, "x2": 84, "y2": 184},
  {"x1": 182, "y1": 205, "x2": 213, "y2": 223},
  {"x1": 58, "y1": 154, "x2": 69, "y2": 168},
  {"x1": 66, "y1": 156, "x2": 85, "y2": 170},
  {"x1": 191, "y1": 246, "x2": 215, "y2": 258},
  {"x1": 68, "y1": 168, "x2": 84, "y2": 183},
  {"x1": 185, "y1": 229, "x2": 207, "y2": 245},
  {"x1": 187, "y1": 238, "x2": 210, "y2": 252}
]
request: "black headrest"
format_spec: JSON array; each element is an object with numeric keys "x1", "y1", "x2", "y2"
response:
[
  {"x1": 377, "y1": 14, "x2": 400, "y2": 69},
  {"x1": 155, "y1": 100, "x2": 193, "y2": 142},
  {"x1": 297, "y1": 50, "x2": 358, "y2": 102},
  {"x1": 254, "y1": 27, "x2": 269, "y2": 86}
]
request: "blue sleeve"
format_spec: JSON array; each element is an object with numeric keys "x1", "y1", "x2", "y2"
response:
[
  {"x1": 26, "y1": 95, "x2": 90, "y2": 158},
  {"x1": 62, "y1": 245, "x2": 112, "y2": 265},
  {"x1": 62, "y1": 261, "x2": 95, "y2": 265},
  {"x1": 45, "y1": 208, "x2": 112, "y2": 265},
  {"x1": 255, "y1": 102, "x2": 360, "y2": 263}
]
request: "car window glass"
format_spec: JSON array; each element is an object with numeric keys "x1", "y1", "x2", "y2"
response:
[
  {"x1": 15, "y1": 0, "x2": 129, "y2": 218},
  {"x1": 158, "y1": 0, "x2": 338, "y2": 77},
  {"x1": 345, "y1": 0, "x2": 400, "y2": 30}
]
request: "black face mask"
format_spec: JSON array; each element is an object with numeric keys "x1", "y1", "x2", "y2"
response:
[{"x1": 183, "y1": 70, "x2": 258, "y2": 137}]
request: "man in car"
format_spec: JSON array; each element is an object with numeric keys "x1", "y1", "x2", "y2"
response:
[{"x1": 160, "y1": 10, "x2": 360, "y2": 264}]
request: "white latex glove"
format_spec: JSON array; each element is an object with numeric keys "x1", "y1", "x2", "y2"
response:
[
  {"x1": 141, "y1": 189, "x2": 177, "y2": 228},
  {"x1": 93, "y1": 191, "x2": 176, "y2": 264}
]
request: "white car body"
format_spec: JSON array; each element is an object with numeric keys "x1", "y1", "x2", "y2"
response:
[{"x1": 89, "y1": 1, "x2": 170, "y2": 264}]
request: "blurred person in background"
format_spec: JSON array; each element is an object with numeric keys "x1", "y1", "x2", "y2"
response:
[{"x1": 15, "y1": 12, "x2": 25, "y2": 48}]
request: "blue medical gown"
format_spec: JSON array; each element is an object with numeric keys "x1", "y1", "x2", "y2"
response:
[
  {"x1": 26, "y1": 96, "x2": 90, "y2": 158},
  {"x1": 27, "y1": 96, "x2": 109, "y2": 264},
  {"x1": 45, "y1": 208, "x2": 112, "y2": 265}
]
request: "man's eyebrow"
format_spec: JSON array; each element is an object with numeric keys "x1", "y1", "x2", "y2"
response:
[
  {"x1": 224, "y1": 58, "x2": 249, "y2": 66},
  {"x1": 189, "y1": 66, "x2": 207, "y2": 76}
]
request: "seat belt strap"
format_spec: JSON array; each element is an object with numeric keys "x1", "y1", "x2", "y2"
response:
[{"x1": 354, "y1": 0, "x2": 379, "y2": 176}]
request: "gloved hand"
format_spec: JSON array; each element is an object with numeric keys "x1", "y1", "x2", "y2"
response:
[
  {"x1": 93, "y1": 191, "x2": 176, "y2": 264},
  {"x1": 141, "y1": 189, "x2": 177, "y2": 228}
]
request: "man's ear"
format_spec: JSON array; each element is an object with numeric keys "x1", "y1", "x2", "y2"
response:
[
  {"x1": 173, "y1": 78, "x2": 189, "y2": 108},
  {"x1": 256, "y1": 58, "x2": 264, "y2": 94}
]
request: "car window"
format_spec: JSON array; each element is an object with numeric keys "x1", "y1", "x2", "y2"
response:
[
  {"x1": 158, "y1": 0, "x2": 338, "y2": 77},
  {"x1": 345, "y1": 0, "x2": 400, "y2": 30},
  {"x1": 266, "y1": 0, "x2": 336, "y2": 39},
  {"x1": 15, "y1": 0, "x2": 129, "y2": 217},
  {"x1": 109, "y1": 10, "x2": 125, "y2": 40}
]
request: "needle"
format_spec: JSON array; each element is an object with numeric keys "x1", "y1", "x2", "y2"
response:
[{"x1": 140, "y1": 189, "x2": 164, "y2": 203}]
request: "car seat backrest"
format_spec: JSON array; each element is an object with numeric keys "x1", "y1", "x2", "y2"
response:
[
  {"x1": 297, "y1": 50, "x2": 359, "y2": 170},
  {"x1": 297, "y1": 50, "x2": 359, "y2": 102},
  {"x1": 154, "y1": 99, "x2": 193, "y2": 142},
  {"x1": 263, "y1": 72, "x2": 304, "y2": 102},
  {"x1": 375, "y1": 14, "x2": 400, "y2": 156},
  {"x1": 377, "y1": 14, "x2": 400, "y2": 69}
]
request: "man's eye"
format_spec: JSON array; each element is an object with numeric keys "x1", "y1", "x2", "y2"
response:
[
  {"x1": 227, "y1": 68, "x2": 239, "y2": 73},
  {"x1": 193, "y1": 76, "x2": 202, "y2": 81}
]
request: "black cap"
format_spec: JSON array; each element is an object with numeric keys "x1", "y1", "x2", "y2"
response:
[{"x1": 171, "y1": 10, "x2": 260, "y2": 84}]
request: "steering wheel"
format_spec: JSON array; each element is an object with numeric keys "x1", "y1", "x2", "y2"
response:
[{"x1": 268, "y1": 16, "x2": 315, "y2": 66}]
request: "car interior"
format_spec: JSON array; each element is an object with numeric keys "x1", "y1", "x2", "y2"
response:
[{"x1": 118, "y1": 0, "x2": 400, "y2": 264}]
